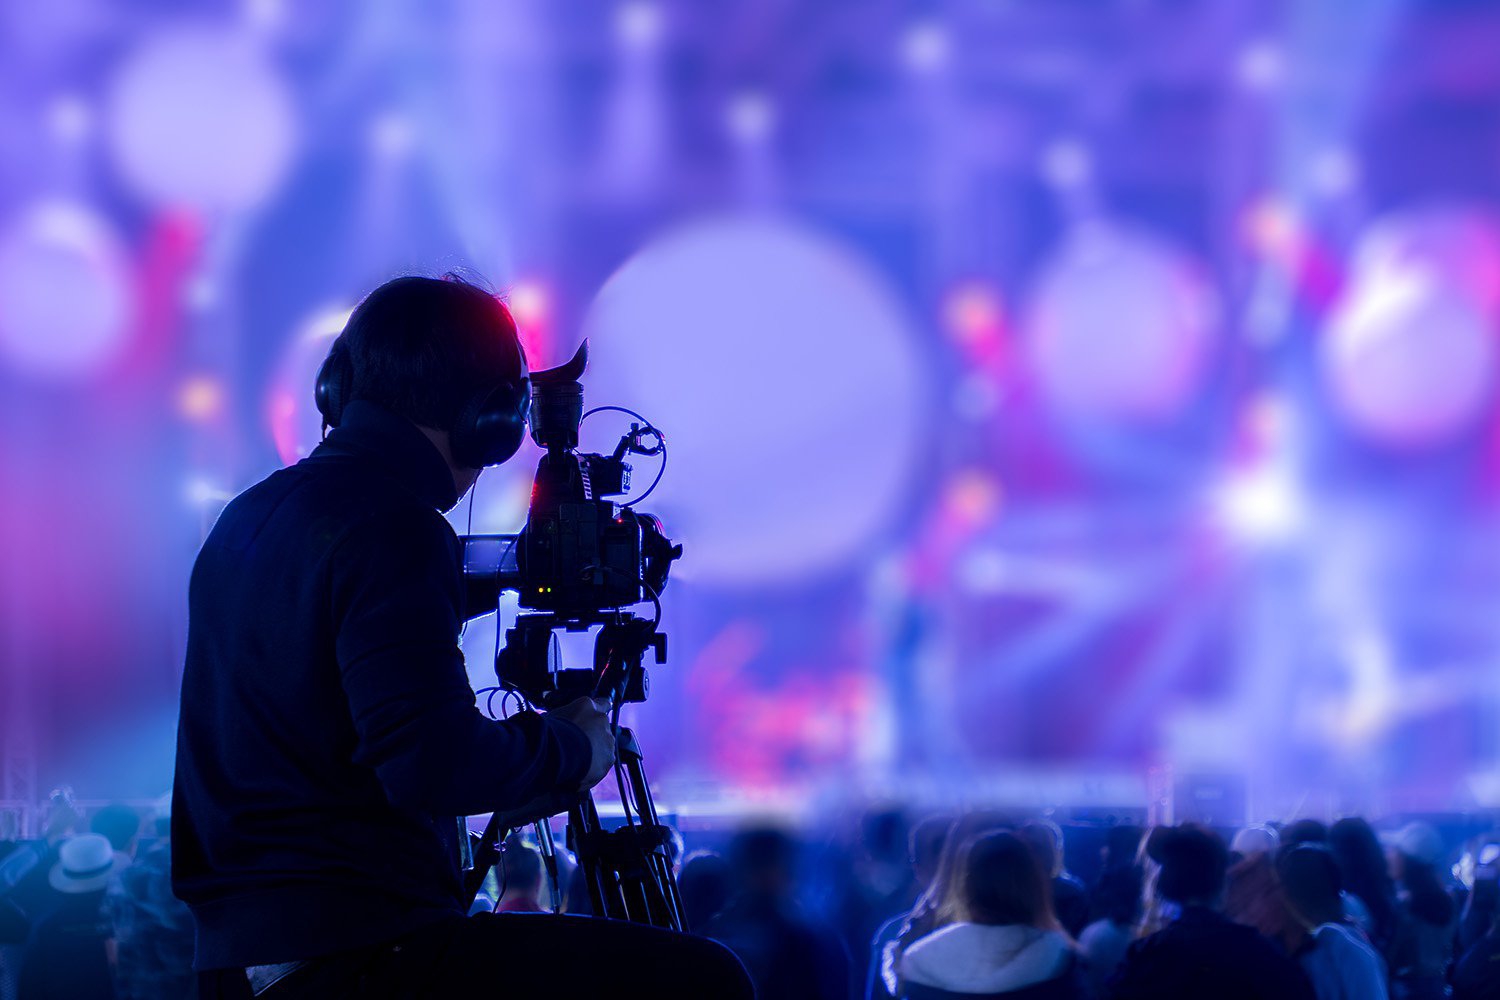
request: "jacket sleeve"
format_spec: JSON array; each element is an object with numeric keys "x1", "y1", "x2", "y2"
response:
[{"x1": 329, "y1": 505, "x2": 592, "y2": 815}]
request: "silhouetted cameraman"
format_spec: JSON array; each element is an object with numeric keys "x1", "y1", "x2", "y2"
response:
[{"x1": 174, "y1": 276, "x2": 750, "y2": 998}]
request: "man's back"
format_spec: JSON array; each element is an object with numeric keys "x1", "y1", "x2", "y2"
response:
[
  {"x1": 1107, "y1": 906, "x2": 1315, "y2": 1000},
  {"x1": 172, "y1": 402, "x2": 590, "y2": 970}
]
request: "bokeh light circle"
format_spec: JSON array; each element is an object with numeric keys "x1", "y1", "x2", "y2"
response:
[
  {"x1": 0, "y1": 201, "x2": 135, "y2": 380},
  {"x1": 583, "y1": 214, "x2": 928, "y2": 586},
  {"x1": 1024, "y1": 223, "x2": 1220, "y2": 421},
  {"x1": 1321, "y1": 268, "x2": 1494, "y2": 447},
  {"x1": 106, "y1": 27, "x2": 298, "y2": 213},
  {"x1": 1350, "y1": 205, "x2": 1500, "y2": 314}
]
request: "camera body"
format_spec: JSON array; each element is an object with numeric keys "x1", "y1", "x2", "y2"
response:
[{"x1": 461, "y1": 342, "x2": 679, "y2": 708}]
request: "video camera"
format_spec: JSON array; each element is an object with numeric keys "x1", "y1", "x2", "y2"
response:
[{"x1": 461, "y1": 341, "x2": 681, "y2": 709}]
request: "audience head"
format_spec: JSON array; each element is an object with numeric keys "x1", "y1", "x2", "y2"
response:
[
  {"x1": 862, "y1": 806, "x2": 910, "y2": 865},
  {"x1": 1095, "y1": 862, "x2": 1144, "y2": 927},
  {"x1": 1230, "y1": 824, "x2": 1279, "y2": 860},
  {"x1": 679, "y1": 851, "x2": 733, "y2": 930},
  {"x1": 910, "y1": 815, "x2": 951, "y2": 888},
  {"x1": 1390, "y1": 822, "x2": 1454, "y2": 927},
  {"x1": 90, "y1": 803, "x2": 141, "y2": 855},
  {"x1": 1327, "y1": 817, "x2": 1396, "y2": 927},
  {"x1": 958, "y1": 831, "x2": 1058, "y2": 931},
  {"x1": 1277, "y1": 844, "x2": 1344, "y2": 928},
  {"x1": 728, "y1": 826, "x2": 798, "y2": 899},
  {"x1": 1148, "y1": 824, "x2": 1228, "y2": 908},
  {"x1": 1018, "y1": 820, "x2": 1065, "y2": 879},
  {"x1": 1225, "y1": 851, "x2": 1292, "y2": 944},
  {"x1": 1280, "y1": 818, "x2": 1329, "y2": 848},
  {"x1": 502, "y1": 834, "x2": 543, "y2": 895},
  {"x1": 1102, "y1": 824, "x2": 1145, "y2": 871},
  {"x1": 928, "y1": 811, "x2": 1010, "y2": 925}
]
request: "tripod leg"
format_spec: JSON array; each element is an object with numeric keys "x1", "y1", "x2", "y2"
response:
[
  {"x1": 569, "y1": 793, "x2": 630, "y2": 920},
  {"x1": 616, "y1": 728, "x2": 686, "y2": 931}
]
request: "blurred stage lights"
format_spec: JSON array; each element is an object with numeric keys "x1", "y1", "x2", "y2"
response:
[
  {"x1": 583, "y1": 214, "x2": 928, "y2": 586},
  {"x1": 1214, "y1": 464, "x2": 1304, "y2": 546},
  {"x1": 1322, "y1": 267, "x2": 1495, "y2": 447},
  {"x1": 616, "y1": 2, "x2": 663, "y2": 48},
  {"x1": 0, "y1": 200, "x2": 135, "y2": 381},
  {"x1": 177, "y1": 374, "x2": 227, "y2": 424},
  {"x1": 725, "y1": 91, "x2": 775, "y2": 144},
  {"x1": 105, "y1": 26, "x2": 298, "y2": 214},
  {"x1": 1321, "y1": 206, "x2": 1500, "y2": 447},
  {"x1": 901, "y1": 21, "x2": 950, "y2": 73},
  {"x1": 1023, "y1": 222, "x2": 1220, "y2": 422}
]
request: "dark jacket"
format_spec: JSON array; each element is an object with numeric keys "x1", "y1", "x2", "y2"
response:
[
  {"x1": 172, "y1": 401, "x2": 592, "y2": 969},
  {"x1": 1106, "y1": 906, "x2": 1316, "y2": 1000},
  {"x1": 1454, "y1": 926, "x2": 1500, "y2": 1000},
  {"x1": 706, "y1": 892, "x2": 853, "y2": 1000},
  {"x1": 17, "y1": 890, "x2": 115, "y2": 1000}
]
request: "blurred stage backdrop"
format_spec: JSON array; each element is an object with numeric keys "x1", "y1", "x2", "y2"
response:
[{"x1": 5, "y1": 0, "x2": 1500, "y2": 829}]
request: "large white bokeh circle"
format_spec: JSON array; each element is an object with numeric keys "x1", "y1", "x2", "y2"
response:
[
  {"x1": 106, "y1": 27, "x2": 297, "y2": 213},
  {"x1": 1025, "y1": 223, "x2": 1219, "y2": 421},
  {"x1": 583, "y1": 215, "x2": 928, "y2": 586},
  {"x1": 1322, "y1": 267, "x2": 1494, "y2": 446},
  {"x1": 0, "y1": 201, "x2": 135, "y2": 380},
  {"x1": 1351, "y1": 206, "x2": 1500, "y2": 313}
]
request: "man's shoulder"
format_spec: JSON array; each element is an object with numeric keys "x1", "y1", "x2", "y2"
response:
[{"x1": 220, "y1": 459, "x2": 450, "y2": 542}]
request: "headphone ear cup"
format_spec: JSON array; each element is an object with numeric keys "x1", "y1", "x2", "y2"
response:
[
  {"x1": 315, "y1": 340, "x2": 353, "y2": 429},
  {"x1": 450, "y1": 378, "x2": 530, "y2": 468}
]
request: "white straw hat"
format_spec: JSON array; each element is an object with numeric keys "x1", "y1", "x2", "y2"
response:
[{"x1": 48, "y1": 833, "x2": 127, "y2": 894}]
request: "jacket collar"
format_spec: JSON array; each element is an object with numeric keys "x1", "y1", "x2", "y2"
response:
[{"x1": 310, "y1": 400, "x2": 459, "y2": 512}]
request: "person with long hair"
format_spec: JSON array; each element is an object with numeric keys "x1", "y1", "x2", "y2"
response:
[
  {"x1": 1387, "y1": 824, "x2": 1456, "y2": 1000},
  {"x1": 898, "y1": 831, "x2": 1081, "y2": 999},
  {"x1": 1327, "y1": 817, "x2": 1399, "y2": 956}
]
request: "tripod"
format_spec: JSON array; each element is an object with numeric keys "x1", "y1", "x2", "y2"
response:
[{"x1": 464, "y1": 612, "x2": 686, "y2": 931}]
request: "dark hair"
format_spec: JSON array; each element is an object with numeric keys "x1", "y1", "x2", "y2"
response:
[
  {"x1": 1277, "y1": 844, "x2": 1343, "y2": 924},
  {"x1": 1095, "y1": 863, "x2": 1144, "y2": 926},
  {"x1": 1327, "y1": 817, "x2": 1397, "y2": 946},
  {"x1": 1399, "y1": 857, "x2": 1455, "y2": 927},
  {"x1": 502, "y1": 835, "x2": 543, "y2": 892},
  {"x1": 679, "y1": 851, "x2": 732, "y2": 930},
  {"x1": 959, "y1": 831, "x2": 1058, "y2": 929},
  {"x1": 340, "y1": 275, "x2": 525, "y2": 431},
  {"x1": 1103, "y1": 825, "x2": 1145, "y2": 869},
  {"x1": 1280, "y1": 819, "x2": 1329, "y2": 848},
  {"x1": 728, "y1": 827, "x2": 797, "y2": 883},
  {"x1": 1148, "y1": 824, "x2": 1228, "y2": 905},
  {"x1": 89, "y1": 804, "x2": 140, "y2": 852}
]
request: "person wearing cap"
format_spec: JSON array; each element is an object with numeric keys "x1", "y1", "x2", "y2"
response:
[
  {"x1": 1105, "y1": 824, "x2": 1315, "y2": 1000},
  {"x1": 16, "y1": 833, "x2": 125, "y2": 999},
  {"x1": 1277, "y1": 844, "x2": 1388, "y2": 1000},
  {"x1": 1387, "y1": 822, "x2": 1456, "y2": 1000}
]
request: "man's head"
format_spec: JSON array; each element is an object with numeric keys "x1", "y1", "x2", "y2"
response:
[
  {"x1": 502, "y1": 835, "x2": 544, "y2": 897},
  {"x1": 728, "y1": 826, "x2": 798, "y2": 899},
  {"x1": 323, "y1": 275, "x2": 530, "y2": 494},
  {"x1": 89, "y1": 803, "x2": 141, "y2": 855},
  {"x1": 1277, "y1": 844, "x2": 1344, "y2": 928},
  {"x1": 1148, "y1": 824, "x2": 1229, "y2": 908}
]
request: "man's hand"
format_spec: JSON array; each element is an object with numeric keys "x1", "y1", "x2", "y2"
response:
[{"x1": 549, "y1": 696, "x2": 617, "y2": 790}]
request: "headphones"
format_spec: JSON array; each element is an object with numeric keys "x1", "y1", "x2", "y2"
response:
[{"x1": 314, "y1": 337, "x2": 531, "y2": 468}]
